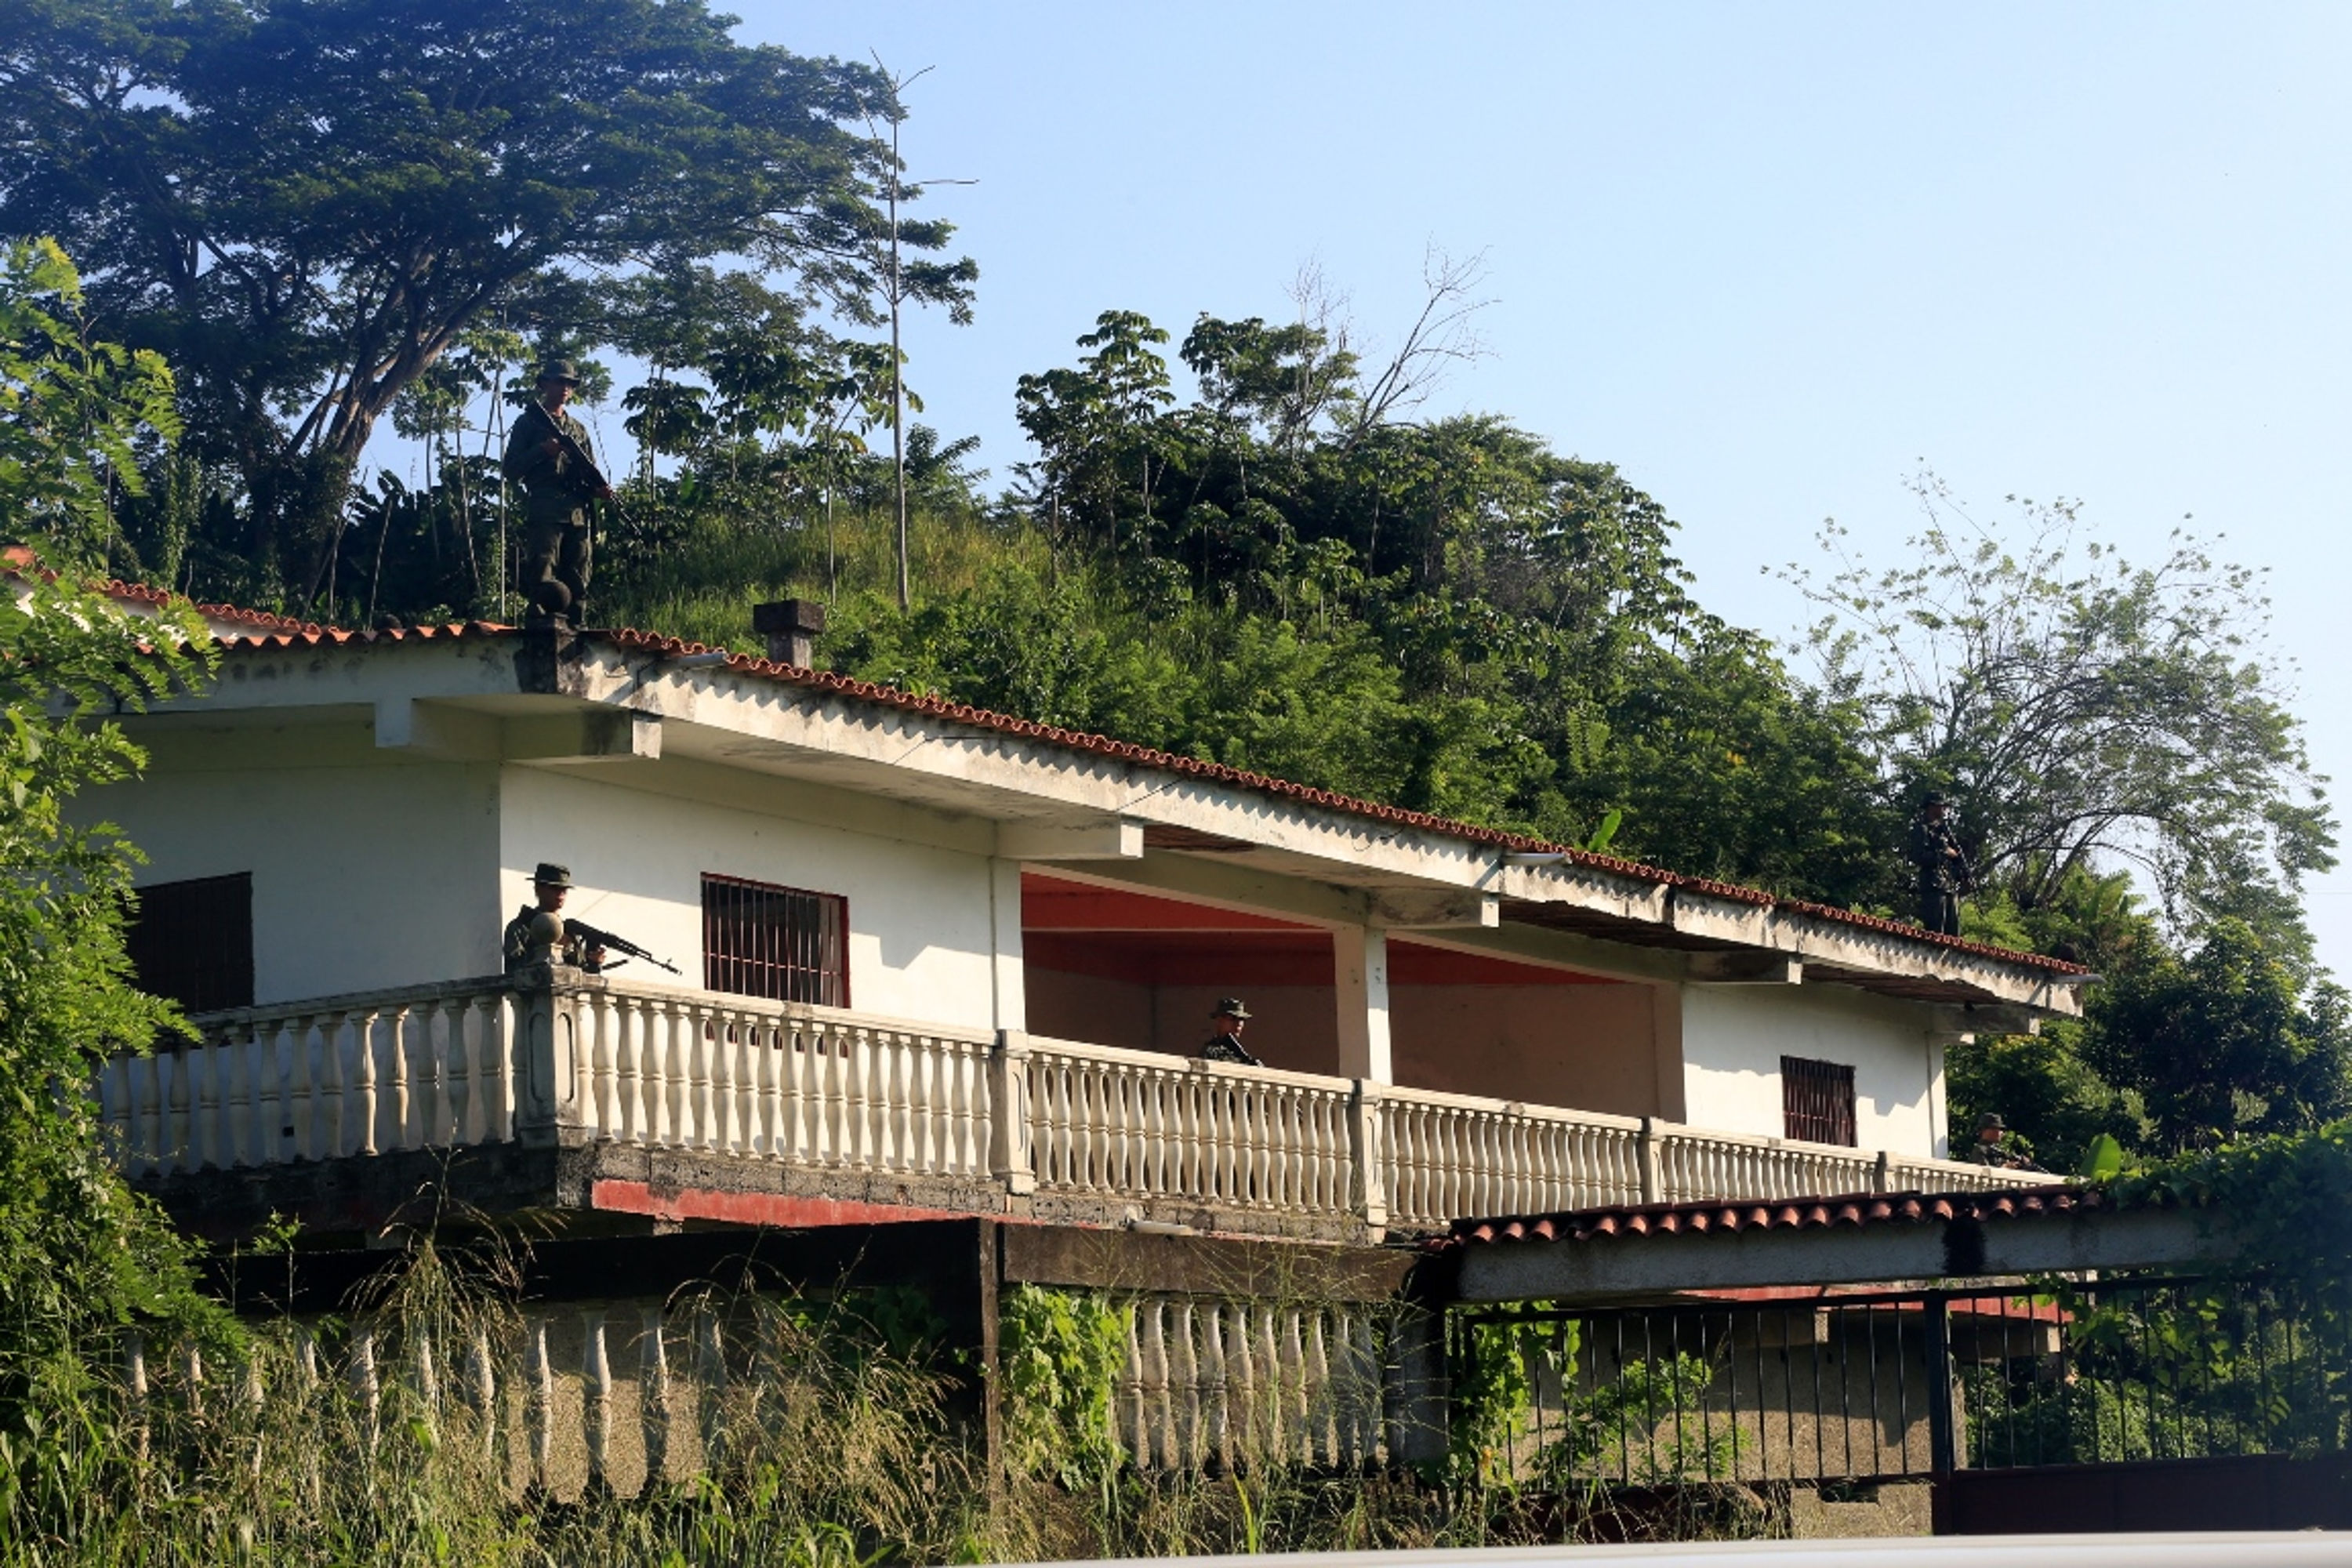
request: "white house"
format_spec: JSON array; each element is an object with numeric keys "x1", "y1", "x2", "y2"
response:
[{"x1": 49, "y1": 572, "x2": 2081, "y2": 1244}]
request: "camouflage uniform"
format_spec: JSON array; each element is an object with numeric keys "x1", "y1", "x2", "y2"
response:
[
  {"x1": 1198, "y1": 996, "x2": 1263, "y2": 1066},
  {"x1": 1908, "y1": 808, "x2": 1969, "y2": 936},
  {"x1": 501, "y1": 361, "x2": 598, "y2": 620},
  {"x1": 1200, "y1": 1033, "x2": 1261, "y2": 1066},
  {"x1": 500, "y1": 906, "x2": 602, "y2": 974}
]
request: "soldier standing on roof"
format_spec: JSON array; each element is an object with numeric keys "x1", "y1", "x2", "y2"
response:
[
  {"x1": 502, "y1": 358, "x2": 613, "y2": 626},
  {"x1": 1908, "y1": 794, "x2": 1975, "y2": 936}
]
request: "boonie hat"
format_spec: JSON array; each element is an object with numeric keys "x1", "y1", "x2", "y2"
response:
[
  {"x1": 532, "y1": 862, "x2": 573, "y2": 887},
  {"x1": 534, "y1": 358, "x2": 581, "y2": 386},
  {"x1": 1210, "y1": 997, "x2": 1252, "y2": 1019}
]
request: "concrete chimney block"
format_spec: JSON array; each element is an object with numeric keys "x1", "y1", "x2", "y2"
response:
[{"x1": 751, "y1": 598, "x2": 827, "y2": 668}]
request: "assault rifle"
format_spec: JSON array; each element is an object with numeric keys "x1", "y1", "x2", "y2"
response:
[
  {"x1": 564, "y1": 918, "x2": 682, "y2": 976},
  {"x1": 518, "y1": 400, "x2": 636, "y2": 529}
]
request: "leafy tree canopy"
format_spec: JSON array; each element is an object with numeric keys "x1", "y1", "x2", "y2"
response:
[
  {"x1": 0, "y1": 245, "x2": 227, "y2": 1497},
  {"x1": 0, "y1": 0, "x2": 973, "y2": 602},
  {"x1": 1788, "y1": 475, "x2": 2333, "y2": 939}
]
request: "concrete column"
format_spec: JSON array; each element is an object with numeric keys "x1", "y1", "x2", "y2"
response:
[
  {"x1": 1333, "y1": 925, "x2": 1392, "y2": 1083},
  {"x1": 1925, "y1": 1033, "x2": 1951, "y2": 1160},
  {"x1": 987, "y1": 858, "x2": 1026, "y2": 1033}
]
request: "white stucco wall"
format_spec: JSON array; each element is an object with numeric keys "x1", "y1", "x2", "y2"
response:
[
  {"x1": 499, "y1": 765, "x2": 1000, "y2": 1032},
  {"x1": 1678, "y1": 982, "x2": 1942, "y2": 1156},
  {"x1": 85, "y1": 757, "x2": 502, "y2": 1004}
]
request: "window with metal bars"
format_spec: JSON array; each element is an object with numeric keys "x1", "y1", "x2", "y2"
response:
[
  {"x1": 1781, "y1": 1054, "x2": 1857, "y2": 1146},
  {"x1": 701, "y1": 873, "x2": 848, "y2": 1007},
  {"x1": 125, "y1": 873, "x2": 255, "y2": 1014}
]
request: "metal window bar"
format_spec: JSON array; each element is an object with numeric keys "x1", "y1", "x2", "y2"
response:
[
  {"x1": 1779, "y1": 1056, "x2": 1857, "y2": 1147},
  {"x1": 701, "y1": 874, "x2": 848, "y2": 1007}
]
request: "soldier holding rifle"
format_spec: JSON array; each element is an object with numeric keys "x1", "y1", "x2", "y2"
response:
[
  {"x1": 502, "y1": 358, "x2": 615, "y2": 626},
  {"x1": 500, "y1": 862, "x2": 684, "y2": 976},
  {"x1": 1908, "y1": 793, "x2": 1976, "y2": 937}
]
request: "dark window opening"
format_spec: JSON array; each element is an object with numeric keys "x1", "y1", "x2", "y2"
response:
[
  {"x1": 702, "y1": 873, "x2": 848, "y2": 1007},
  {"x1": 1781, "y1": 1054, "x2": 1857, "y2": 1147},
  {"x1": 125, "y1": 873, "x2": 254, "y2": 1014}
]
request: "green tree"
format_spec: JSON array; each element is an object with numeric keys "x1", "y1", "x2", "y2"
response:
[
  {"x1": 2089, "y1": 917, "x2": 2352, "y2": 1153},
  {"x1": 0, "y1": 236, "x2": 177, "y2": 570},
  {"x1": 1788, "y1": 476, "x2": 2334, "y2": 933},
  {"x1": 0, "y1": 0, "x2": 972, "y2": 604}
]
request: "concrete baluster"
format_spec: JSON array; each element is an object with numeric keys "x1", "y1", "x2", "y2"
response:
[
  {"x1": 695, "y1": 1308, "x2": 728, "y2": 1468},
  {"x1": 1229, "y1": 1305, "x2": 1261, "y2": 1462},
  {"x1": 488, "y1": 992, "x2": 517, "y2": 1142},
  {"x1": 662, "y1": 996, "x2": 690, "y2": 1149},
  {"x1": 779, "y1": 1018, "x2": 811, "y2": 1162},
  {"x1": 125, "y1": 1330, "x2": 151, "y2": 1461},
  {"x1": 469, "y1": 1324, "x2": 498, "y2": 1461},
  {"x1": 843, "y1": 1026, "x2": 874, "y2": 1168},
  {"x1": 742, "y1": 1019, "x2": 770, "y2": 1160},
  {"x1": 1142, "y1": 1300, "x2": 1174, "y2": 1470},
  {"x1": 1120, "y1": 1305, "x2": 1147, "y2": 1468},
  {"x1": 687, "y1": 1005, "x2": 715, "y2": 1152},
  {"x1": 351, "y1": 1010, "x2": 380, "y2": 1156},
  {"x1": 384, "y1": 1007, "x2": 412, "y2": 1154},
  {"x1": 1202, "y1": 1304, "x2": 1231, "y2": 1470},
  {"x1": 522, "y1": 1316, "x2": 554, "y2": 1490},
  {"x1": 350, "y1": 1327, "x2": 381, "y2": 1450},
  {"x1": 153, "y1": 1047, "x2": 187, "y2": 1177},
  {"x1": 640, "y1": 1306, "x2": 670, "y2": 1484},
  {"x1": 1307, "y1": 1311, "x2": 1334, "y2": 1468},
  {"x1": 589, "y1": 996, "x2": 617, "y2": 1142},
  {"x1": 415, "y1": 1329, "x2": 440, "y2": 1446},
  {"x1": 753, "y1": 1020, "x2": 780, "y2": 1160},
  {"x1": 187, "y1": 1040, "x2": 220, "y2": 1172},
  {"x1": 710, "y1": 1014, "x2": 738, "y2": 1156},
  {"x1": 446, "y1": 1000, "x2": 474, "y2": 1148},
  {"x1": 427, "y1": 1000, "x2": 458, "y2": 1145},
  {"x1": 1171, "y1": 1300, "x2": 1201, "y2": 1471},
  {"x1": 583, "y1": 1311, "x2": 612, "y2": 1491},
  {"x1": 611, "y1": 995, "x2": 641, "y2": 1146}
]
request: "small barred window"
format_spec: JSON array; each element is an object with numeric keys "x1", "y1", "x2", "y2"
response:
[
  {"x1": 702, "y1": 873, "x2": 848, "y2": 1007},
  {"x1": 1781, "y1": 1055, "x2": 1857, "y2": 1147}
]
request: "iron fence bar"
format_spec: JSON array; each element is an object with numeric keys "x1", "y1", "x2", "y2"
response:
[{"x1": 1926, "y1": 1290, "x2": 1955, "y2": 1478}]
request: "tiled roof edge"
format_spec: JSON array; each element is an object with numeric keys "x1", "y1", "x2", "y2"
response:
[
  {"x1": 595, "y1": 626, "x2": 2089, "y2": 976},
  {"x1": 16, "y1": 557, "x2": 2085, "y2": 980},
  {"x1": 1443, "y1": 1184, "x2": 2107, "y2": 1249}
]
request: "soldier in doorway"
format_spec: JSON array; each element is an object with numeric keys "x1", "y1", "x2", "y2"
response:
[
  {"x1": 1908, "y1": 793, "x2": 1975, "y2": 936},
  {"x1": 501, "y1": 862, "x2": 608, "y2": 973},
  {"x1": 1199, "y1": 997, "x2": 1264, "y2": 1066},
  {"x1": 501, "y1": 358, "x2": 614, "y2": 626}
]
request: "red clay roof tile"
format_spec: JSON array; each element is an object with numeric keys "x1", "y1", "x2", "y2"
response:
[
  {"x1": 1441, "y1": 1184, "x2": 2104, "y2": 1250},
  {"x1": 14, "y1": 561, "x2": 2089, "y2": 978}
]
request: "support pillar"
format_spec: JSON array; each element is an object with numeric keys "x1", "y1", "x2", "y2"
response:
[
  {"x1": 1333, "y1": 925, "x2": 1392, "y2": 1083},
  {"x1": 987, "y1": 858, "x2": 1026, "y2": 1034}
]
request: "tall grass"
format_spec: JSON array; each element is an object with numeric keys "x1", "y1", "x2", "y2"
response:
[
  {"x1": 598, "y1": 503, "x2": 1050, "y2": 652},
  {"x1": 3, "y1": 1241, "x2": 1785, "y2": 1565}
]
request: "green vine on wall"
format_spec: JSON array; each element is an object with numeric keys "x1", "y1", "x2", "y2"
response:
[
  {"x1": 999, "y1": 1285, "x2": 1130, "y2": 1489},
  {"x1": 2110, "y1": 1117, "x2": 2352, "y2": 1309}
]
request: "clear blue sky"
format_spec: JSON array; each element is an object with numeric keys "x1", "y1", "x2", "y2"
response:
[{"x1": 723, "y1": 1, "x2": 2352, "y2": 975}]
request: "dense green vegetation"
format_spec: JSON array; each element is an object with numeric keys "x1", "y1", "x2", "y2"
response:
[{"x1": 3, "y1": 4, "x2": 2352, "y2": 1550}]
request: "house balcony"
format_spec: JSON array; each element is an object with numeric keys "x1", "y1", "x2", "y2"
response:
[{"x1": 100, "y1": 970, "x2": 2053, "y2": 1247}]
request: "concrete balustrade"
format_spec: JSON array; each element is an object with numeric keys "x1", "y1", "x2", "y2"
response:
[{"x1": 98, "y1": 971, "x2": 2054, "y2": 1232}]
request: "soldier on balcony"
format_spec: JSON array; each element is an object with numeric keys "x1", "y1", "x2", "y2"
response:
[
  {"x1": 501, "y1": 862, "x2": 607, "y2": 974},
  {"x1": 1199, "y1": 998, "x2": 1264, "y2": 1066}
]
